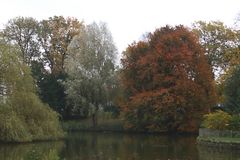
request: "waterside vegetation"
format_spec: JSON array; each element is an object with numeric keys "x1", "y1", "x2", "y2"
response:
[{"x1": 1, "y1": 16, "x2": 240, "y2": 143}]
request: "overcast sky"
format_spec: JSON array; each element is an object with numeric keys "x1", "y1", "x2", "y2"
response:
[{"x1": 1, "y1": 0, "x2": 240, "y2": 52}]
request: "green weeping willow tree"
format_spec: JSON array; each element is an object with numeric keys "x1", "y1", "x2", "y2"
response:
[{"x1": 0, "y1": 40, "x2": 64, "y2": 142}]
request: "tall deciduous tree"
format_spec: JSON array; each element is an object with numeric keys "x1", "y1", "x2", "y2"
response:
[
  {"x1": 121, "y1": 26, "x2": 216, "y2": 133},
  {"x1": 65, "y1": 22, "x2": 118, "y2": 126},
  {"x1": 2, "y1": 17, "x2": 40, "y2": 65},
  {"x1": 192, "y1": 21, "x2": 239, "y2": 75},
  {"x1": 37, "y1": 16, "x2": 83, "y2": 74},
  {"x1": 36, "y1": 16, "x2": 83, "y2": 115}
]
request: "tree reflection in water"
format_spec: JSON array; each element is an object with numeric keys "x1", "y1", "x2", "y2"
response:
[
  {"x1": 198, "y1": 145, "x2": 240, "y2": 160},
  {"x1": 0, "y1": 132, "x2": 240, "y2": 160},
  {"x1": 0, "y1": 141, "x2": 63, "y2": 160}
]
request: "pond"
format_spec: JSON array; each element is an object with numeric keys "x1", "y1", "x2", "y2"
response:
[{"x1": 0, "y1": 132, "x2": 239, "y2": 160}]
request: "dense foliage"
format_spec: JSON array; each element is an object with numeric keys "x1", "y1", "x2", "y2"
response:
[
  {"x1": 121, "y1": 26, "x2": 216, "y2": 133},
  {"x1": 229, "y1": 115, "x2": 240, "y2": 131},
  {"x1": 223, "y1": 65, "x2": 240, "y2": 114},
  {"x1": 192, "y1": 21, "x2": 239, "y2": 75},
  {"x1": 202, "y1": 110, "x2": 232, "y2": 130},
  {"x1": 0, "y1": 41, "x2": 64, "y2": 142},
  {"x1": 202, "y1": 110, "x2": 240, "y2": 131},
  {"x1": 2, "y1": 16, "x2": 83, "y2": 118}
]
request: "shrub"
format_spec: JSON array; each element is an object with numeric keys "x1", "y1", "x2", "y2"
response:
[
  {"x1": 229, "y1": 115, "x2": 240, "y2": 131},
  {"x1": 202, "y1": 110, "x2": 232, "y2": 130}
]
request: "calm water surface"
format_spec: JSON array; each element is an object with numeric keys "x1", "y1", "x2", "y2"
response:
[{"x1": 0, "y1": 132, "x2": 240, "y2": 160}]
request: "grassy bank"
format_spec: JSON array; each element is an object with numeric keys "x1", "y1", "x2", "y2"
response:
[
  {"x1": 197, "y1": 128, "x2": 240, "y2": 148},
  {"x1": 197, "y1": 136, "x2": 240, "y2": 149},
  {"x1": 197, "y1": 136, "x2": 240, "y2": 144},
  {"x1": 62, "y1": 118, "x2": 124, "y2": 132}
]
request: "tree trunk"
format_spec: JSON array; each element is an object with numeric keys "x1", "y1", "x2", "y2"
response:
[{"x1": 92, "y1": 113, "x2": 97, "y2": 127}]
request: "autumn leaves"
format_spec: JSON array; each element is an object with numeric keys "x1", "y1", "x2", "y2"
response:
[{"x1": 120, "y1": 26, "x2": 215, "y2": 133}]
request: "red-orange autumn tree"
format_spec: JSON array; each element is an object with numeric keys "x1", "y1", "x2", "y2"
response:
[{"x1": 121, "y1": 25, "x2": 216, "y2": 133}]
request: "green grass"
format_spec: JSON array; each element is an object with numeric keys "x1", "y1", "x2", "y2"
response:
[
  {"x1": 197, "y1": 136, "x2": 240, "y2": 144},
  {"x1": 62, "y1": 118, "x2": 124, "y2": 132}
]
